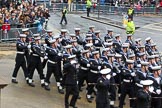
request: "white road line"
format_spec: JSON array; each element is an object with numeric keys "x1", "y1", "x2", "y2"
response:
[{"x1": 136, "y1": 29, "x2": 162, "y2": 35}]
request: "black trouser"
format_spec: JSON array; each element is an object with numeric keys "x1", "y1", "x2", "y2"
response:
[
  {"x1": 12, "y1": 54, "x2": 28, "y2": 79},
  {"x1": 119, "y1": 82, "x2": 135, "y2": 108},
  {"x1": 87, "y1": 8, "x2": 91, "y2": 17},
  {"x1": 28, "y1": 55, "x2": 44, "y2": 80},
  {"x1": 42, "y1": 59, "x2": 47, "y2": 69},
  {"x1": 45, "y1": 62, "x2": 61, "y2": 84},
  {"x1": 87, "y1": 72, "x2": 99, "y2": 95},
  {"x1": 109, "y1": 77, "x2": 116, "y2": 101},
  {"x1": 65, "y1": 85, "x2": 79, "y2": 108},
  {"x1": 60, "y1": 15, "x2": 67, "y2": 24},
  {"x1": 78, "y1": 69, "x2": 88, "y2": 89},
  {"x1": 96, "y1": 102, "x2": 110, "y2": 108},
  {"x1": 151, "y1": 94, "x2": 162, "y2": 108},
  {"x1": 114, "y1": 74, "x2": 121, "y2": 96}
]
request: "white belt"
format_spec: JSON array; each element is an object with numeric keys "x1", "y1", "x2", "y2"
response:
[
  {"x1": 17, "y1": 51, "x2": 25, "y2": 54},
  {"x1": 136, "y1": 83, "x2": 143, "y2": 88},
  {"x1": 48, "y1": 60, "x2": 57, "y2": 64},
  {"x1": 80, "y1": 66, "x2": 88, "y2": 70},
  {"x1": 90, "y1": 70, "x2": 98, "y2": 74},
  {"x1": 32, "y1": 54, "x2": 39, "y2": 56},
  {"x1": 123, "y1": 79, "x2": 132, "y2": 83}
]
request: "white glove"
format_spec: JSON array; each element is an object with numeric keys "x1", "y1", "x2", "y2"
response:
[
  {"x1": 77, "y1": 81, "x2": 79, "y2": 84},
  {"x1": 112, "y1": 73, "x2": 117, "y2": 77},
  {"x1": 106, "y1": 74, "x2": 111, "y2": 80},
  {"x1": 71, "y1": 60, "x2": 77, "y2": 64},
  {"x1": 156, "y1": 89, "x2": 161, "y2": 95},
  {"x1": 59, "y1": 38, "x2": 62, "y2": 42},
  {"x1": 43, "y1": 44, "x2": 47, "y2": 47},
  {"x1": 27, "y1": 45, "x2": 31, "y2": 49},
  {"x1": 87, "y1": 64, "x2": 90, "y2": 67},
  {"x1": 131, "y1": 72, "x2": 136, "y2": 76},
  {"x1": 44, "y1": 56, "x2": 48, "y2": 60},
  {"x1": 98, "y1": 66, "x2": 101, "y2": 70},
  {"x1": 140, "y1": 80, "x2": 144, "y2": 84},
  {"x1": 58, "y1": 53, "x2": 62, "y2": 56},
  {"x1": 149, "y1": 86, "x2": 154, "y2": 93}
]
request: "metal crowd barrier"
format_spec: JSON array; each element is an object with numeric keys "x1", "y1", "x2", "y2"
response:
[{"x1": 47, "y1": 3, "x2": 162, "y2": 14}]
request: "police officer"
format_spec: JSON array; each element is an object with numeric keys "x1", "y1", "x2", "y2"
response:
[
  {"x1": 86, "y1": 0, "x2": 92, "y2": 17},
  {"x1": 104, "y1": 29, "x2": 113, "y2": 42},
  {"x1": 119, "y1": 59, "x2": 136, "y2": 108},
  {"x1": 126, "y1": 17, "x2": 135, "y2": 34},
  {"x1": 44, "y1": 39, "x2": 64, "y2": 94},
  {"x1": 28, "y1": 34, "x2": 46, "y2": 87},
  {"x1": 12, "y1": 34, "x2": 31, "y2": 84},
  {"x1": 96, "y1": 68, "x2": 111, "y2": 108},
  {"x1": 60, "y1": 6, "x2": 67, "y2": 24},
  {"x1": 148, "y1": 66, "x2": 162, "y2": 108},
  {"x1": 78, "y1": 50, "x2": 90, "y2": 91},
  {"x1": 136, "y1": 80, "x2": 153, "y2": 108},
  {"x1": 127, "y1": 4, "x2": 134, "y2": 20},
  {"x1": 87, "y1": 51, "x2": 101, "y2": 103},
  {"x1": 63, "y1": 55, "x2": 79, "y2": 108}
]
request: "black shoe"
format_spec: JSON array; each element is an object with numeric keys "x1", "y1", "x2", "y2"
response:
[
  {"x1": 91, "y1": 96, "x2": 94, "y2": 99},
  {"x1": 12, "y1": 79, "x2": 18, "y2": 84},
  {"x1": 58, "y1": 88, "x2": 64, "y2": 94},
  {"x1": 26, "y1": 80, "x2": 29, "y2": 84},
  {"x1": 77, "y1": 96, "x2": 81, "y2": 99},
  {"x1": 28, "y1": 83, "x2": 35, "y2": 87},
  {"x1": 79, "y1": 87, "x2": 82, "y2": 92},
  {"x1": 60, "y1": 22, "x2": 62, "y2": 24},
  {"x1": 44, "y1": 85, "x2": 50, "y2": 91},
  {"x1": 69, "y1": 105, "x2": 78, "y2": 108},
  {"x1": 41, "y1": 83, "x2": 45, "y2": 87},
  {"x1": 86, "y1": 97, "x2": 93, "y2": 103}
]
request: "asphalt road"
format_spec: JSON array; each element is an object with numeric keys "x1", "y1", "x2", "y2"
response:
[{"x1": 1, "y1": 12, "x2": 162, "y2": 108}]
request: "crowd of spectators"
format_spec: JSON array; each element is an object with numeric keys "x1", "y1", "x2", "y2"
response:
[{"x1": 0, "y1": 0, "x2": 50, "y2": 32}]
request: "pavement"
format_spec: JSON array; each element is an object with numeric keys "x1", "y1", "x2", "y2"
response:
[{"x1": 1, "y1": 12, "x2": 162, "y2": 108}]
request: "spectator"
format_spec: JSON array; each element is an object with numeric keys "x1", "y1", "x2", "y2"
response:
[
  {"x1": 8, "y1": 13, "x2": 19, "y2": 27},
  {"x1": 0, "y1": 13, "x2": 4, "y2": 30}
]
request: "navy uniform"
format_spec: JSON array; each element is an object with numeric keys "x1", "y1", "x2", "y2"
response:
[
  {"x1": 28, "y1": 34, "x2": 45, "y2": 87},
  {"x1": 63, "y1": 45, "x2": 73, "y2": 64},
  {"x1": 145, "y1": 37, "x2": 152, "y2": 55},
  {"x1": 88, "y1": 25, "x2": 95, "y2": 38},
  {"x1": 119, "y1": 59, "x2": 136, "y2": 108},
  {"x1": 83, "y1": 36, "x2": 93, "y2": 48},
  {"x1": 44, "y1": 39, "x2": 64, "y2": 94},
  {"x1": 87, "y1": 51, "x2": 101, "y2": 103},
  {"x1": 104, "y1": 29, "x2": 113, "y2": 42},
  {"x1": 93, "y1": 30, "x2": 103, "y2": 48},
  {"x1": 63, "y1": 55, "x2": 79, "y2": 108},
  {"x1": 74, "y1": 28, "x2": 83, "y2": 45},
  {"x1": 148, "y1": 55, "x2": 158, "y2": 73},
  {"x1": 71, "y1": 40, "x2": 82, "y2": 60},
  {"x1": 136, "y1": 80, "x2": 153, "y2": 108},
  {"x1": 12, "y1": 34, "x2": 30, "y2": 84},
  {"x1": 96, "y1": 68, "x2": 111, "y2": 108},
  {"x1": 148, "y1": 66, "x2": 162, "y2": 108},
  {"x1": 113, "y1": 34, "x2": 122, "y2": 54},
  {"x1": 60, "y1": 29, "x2": 71, "y2": 46},
  {"x1": 78, "y1": 50, "x2": 90, "y2": 91}
]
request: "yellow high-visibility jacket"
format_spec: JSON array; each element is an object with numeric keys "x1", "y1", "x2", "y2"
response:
[{"x1": 126, "y1": 21, "x2": 135, "y2": 34}]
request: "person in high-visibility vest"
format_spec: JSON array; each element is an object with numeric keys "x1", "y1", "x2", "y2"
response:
[
  {"x1": 127, "y1": 4, "x2": 134, "y2": 20},
  {"x1": 60, "y1": 6, "x2": 67, "y2": 24},
  {"x1": 126, "y1": 16, "x2": 135, "y2": 34},
  {"x1": 86, "y1": 0, "x2": 92, "y2": 17}
]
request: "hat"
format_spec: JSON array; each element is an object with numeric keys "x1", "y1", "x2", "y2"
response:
[
  {"x1": 145, "y1": 37, "x2": 151, "y2": 41},
  {"x1": 151, "y1": 66, "x2": 161, "y2": 71},
  {"x1": 102, "y1": 48, "x2": 110, "y2": 52},
  {"x1": 82, "y1": 50, "x2": 89, "y2": 54},
  {"x1": 151, "y1": 43, "x2": 156, "y2": 47},
  {"x1": 85, "y1": 43, "x2": 93, "y2": 47},
  {"x1": 94, "y1": 30, "x2": 100, "y2": 34},
  {"x1": 71, "y1": 39, "x2": 77, "y2": 43},
  {"x1": 46, "y1": 30, "x2": 53, "y2": 33},
  {"x1": 34, "y1": 36, "x2": 41, "y2": 40},
  {"x1": 0, "y1": 13, "x2": 2, "y2": 16},
  {"x1": 154, "y1": 55, "x2": 159, "y2": 58},
  {"x1": 64, "y1": 45, "x2": 72, "y2": 49},
  {"x1": 86, "y1": 37, "x2": 93, "y2": 41},
  {"x1": 140, "y1": 80, "x2": 153, "y2": 86},
  {"x1": 106, "y1": 39, "x2": 113, "y2": 42},
  {"x1": 115, "y1": 53, "x2": 122, "y2": 58},
  {"x1": 122, "y1": 43, "x2": 129, "y2": 48},
  {"x1": 86, "y1": 34, "x2": 92, "y2": 37},
  {"x1": 68, "y1": 55, "x2": 76, "y2": 59},
  {"x1": 128, "y1": 54, "x2": 135, "y2": 58},
  {"x1": 100, "y1": 68, "x2": 111, "y2": 75},
  {"x1": 141, "y1": 61, "x2": 149, "y2": 66},
  {"x1": 22, "y1": 28, "x2": 29, "y2": 32},
  {"x1": 89, "y1": 25, "x2": 95, "y2": 28},
  {"x1": 49, "y1": 39, "x2": 56, "y2": 43},
  {"x1": 127, "y1": 34, "x2": 133, "y2": 37},
  {"x1": 135, "y1": 38, "x2": 141, "y2": 42},
  {"x1": 104, "y1": 42, "x2": 113, "y2": 46},
  {"x1": 126, "y1": 59, "x2": 134, "y2": 64},
  {"x1": 19, "y1": 34, "x2": 27, "y2": 38},
  {"x1": 107, "y1": 53, "x2": 115, "y2": 57},
  {"x1": 69, "y1": 34, "x2": 76, "y2": 37},
  {"x1": 115, "y1": 34, "x2": 120, "y2": 38},
  {"x1": 92, "y1": 51, "x2": 99, "y2": 55},
  {"x1": 107, "y1": 29, "x2": 113, "y2": 32},
  {"x1": 147, "y1": 55, "x2": 155, "y2": 59},
  {"x1": 74, "y1": 28, "x2": 81, "y2": 31},
  {"x1": 33, "y1": 33, "x2": 40, "y2": 37},
  {"x1": 138, "y1": 52, "x2": 145, "y2": 56},
  {"x1": 138, "y1": 45, "x2": 145, "y2": 49},
  {"x1": 61, "y1": 29, "x2": 67, "y2": 33}
]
